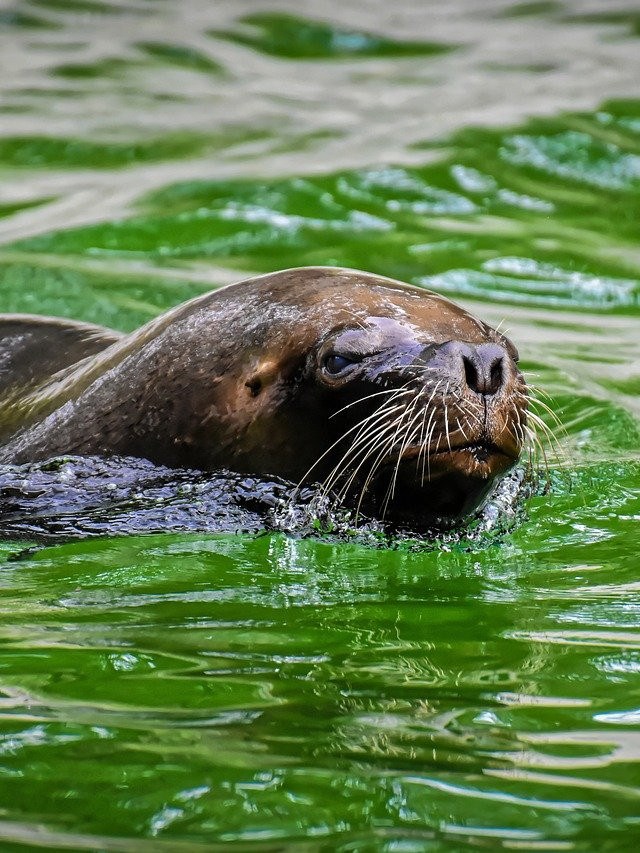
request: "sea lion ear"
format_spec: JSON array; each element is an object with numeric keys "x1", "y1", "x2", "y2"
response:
[
  {"x1": 244, "y1": 358, "x2": 280, "y2": 397},
  {"x1": 0, "y1": 315, "x2": 122, "y2": 411}
]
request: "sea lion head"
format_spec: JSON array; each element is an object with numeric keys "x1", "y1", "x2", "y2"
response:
[{"x1": 199, "y1": 268, "x2": 528, "y2": 528}]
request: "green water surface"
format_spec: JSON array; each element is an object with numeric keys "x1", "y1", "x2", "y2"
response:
[{"x1": 0, "y1": 1, "x2": 639, "y2": 850}]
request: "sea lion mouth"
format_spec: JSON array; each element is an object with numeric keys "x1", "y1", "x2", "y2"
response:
[
  {"x1": 429, "y1": 440, "x2": 517, "y2": 468},
  {"x1": 399, "y1": 438, "x2": 517, "y2": 473},
  {"x1": 363, "y1": 440, "x2": 517, "y2": 529}
]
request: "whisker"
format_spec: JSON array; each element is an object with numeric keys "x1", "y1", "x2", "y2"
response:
[
  {"x1": 385, "y1": 393, "x2": 425, "y2": 507},
  {"x1": 329, "y1": 387, "x2": 410, "y2": 419},
  {"x1": 330, "y1": 418, "x2": 400, "y2": 503},
  {"x1": 319, "y1": 404, "x2": 406, "y2": 499},
  {"x1": 317, "y1": 382, "x2": 417, "y2": 500},
  {"x1": 296, "y1": 393, "x2": 407, "y2": 494}
]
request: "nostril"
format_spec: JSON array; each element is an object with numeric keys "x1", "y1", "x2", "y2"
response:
[
  {"x1": 434, "y1": 340, "x2": 508, "y2": 397},
  {"x1": 462, "y1": 355, "x2": 479, "y2": 393},
  {"x1": 461, "y1": 348, "x2": 505, "y2": 396},
  {"x1": 488, "y1": 357, "x2": 504, "y2": 395}
]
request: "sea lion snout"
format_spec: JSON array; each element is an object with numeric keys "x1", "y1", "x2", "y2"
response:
[
  {"x1": 459, "y1": 342, "x2": 507, "y2": 397},
  {"x1": 415, "y1": 339, "x2": 515, "y2": 399}
]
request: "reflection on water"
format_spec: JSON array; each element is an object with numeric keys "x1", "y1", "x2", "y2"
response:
[
  {"x1": 210, "y1": 11, "x2": 457, "y2": 60},
  {"x1": 2, "y1": 0, "x2": 640, "y2": 241},
  {"x1": 0, "y1": 514, "x2": 639, "y2": 848},
  {"x1": 0, "y1": 0, "x2": 639, "y2": 849}
]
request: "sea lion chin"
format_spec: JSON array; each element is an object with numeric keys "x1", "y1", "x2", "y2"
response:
[{"x1": 0, "y1": 266, "x2": 528, "y2": 529}]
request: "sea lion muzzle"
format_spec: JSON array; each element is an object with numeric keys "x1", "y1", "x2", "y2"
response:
[{"x1": 317, "y1": 335, "x2": 526, "y2": 527}]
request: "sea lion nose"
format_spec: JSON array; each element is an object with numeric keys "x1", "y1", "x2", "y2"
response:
[
  {"x1": 437, "y1": 341, "x2": 507, "y2": 396},
  {"x1": 462, "y1": 343, "x2": 506, "y2": 396}
]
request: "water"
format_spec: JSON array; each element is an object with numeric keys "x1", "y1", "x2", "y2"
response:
[{"x1": 0, "y1": 1, "x2": 639, "y2": 849}]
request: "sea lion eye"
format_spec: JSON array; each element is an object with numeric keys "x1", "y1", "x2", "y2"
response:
[{"x1": 323, "y1": 353, "x2": 355, "y2": 375}]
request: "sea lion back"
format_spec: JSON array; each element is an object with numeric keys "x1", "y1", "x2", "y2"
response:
[{"x1": 0, "y1": 315, "x2": 122, "y2": 442}]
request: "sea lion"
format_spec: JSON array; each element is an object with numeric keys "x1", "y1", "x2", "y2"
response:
[{"x1": 0, "y1": 267, "x2": 528, "y2": 527}]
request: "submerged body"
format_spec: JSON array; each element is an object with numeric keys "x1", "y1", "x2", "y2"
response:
[{"x1": 0, "y1": 267, "x2": 528, "y2": 528}]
